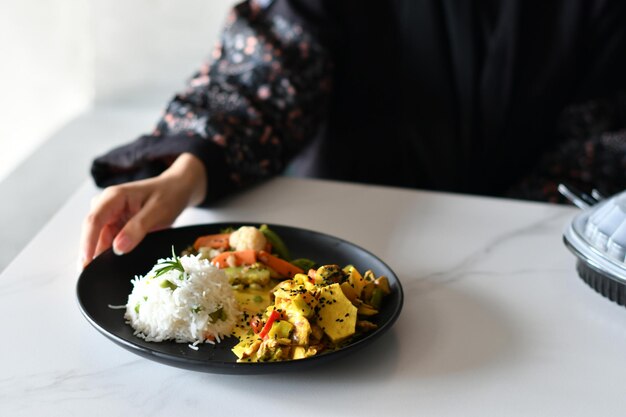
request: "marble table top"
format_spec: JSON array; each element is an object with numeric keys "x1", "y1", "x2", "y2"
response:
[{"x1": 2, "y1": 177, "x2": 625, "y2": 416}]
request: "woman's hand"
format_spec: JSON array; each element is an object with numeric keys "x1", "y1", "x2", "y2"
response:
[{"x1": 80, "y1": 153, "x2": 207, "y2": 268}]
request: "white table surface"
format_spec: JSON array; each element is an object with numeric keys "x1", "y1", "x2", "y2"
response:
[{"x1": 2, "y1": 176, "x2": 625, "y2": 416}]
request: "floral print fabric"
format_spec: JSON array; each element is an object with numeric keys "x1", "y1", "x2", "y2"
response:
[
  {"x1": 93, "y1": 0, "x2": 331, "y2": 202},
  {"x1": 153, "y1": 0, "x2": 331, "y2": 188},
  {"x1": 507, "y1": 93, "x2": 626, "y2": 203},
  {"x1": 93, "y1": 0, "x2": 626, "y2": 205}
]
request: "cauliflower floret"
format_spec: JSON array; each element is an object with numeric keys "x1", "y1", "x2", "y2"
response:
[{"x1": 229, "y1": 226, "x2": 267, "y2": 252}]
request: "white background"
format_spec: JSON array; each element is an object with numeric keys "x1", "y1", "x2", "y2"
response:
[{"x1": 0, "y1": 0, "x2": 236, "y2": 182}]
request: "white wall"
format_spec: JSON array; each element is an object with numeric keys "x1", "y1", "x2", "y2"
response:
[
  {"x1": 0, "y1": 0, "x2": 236, "y2": 182},
  {"x1": 93, "y1": 0, "x2": 235, "y2": 105},
  {"x1": 0, "y1": 0, "x2": 94, "y2": 182}
]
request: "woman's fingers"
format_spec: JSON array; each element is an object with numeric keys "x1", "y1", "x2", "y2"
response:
[
  {"x1": 80, "y1": 185, "x2": 140, "y2": 267},
  {"x1": 93, "y1": 222, "x2": 120, "y2": 259},
  {"x1": 112, "y1": 192, "x2": 178, "y2": 255},
  {"x1": 81, "y1": 204, "x2": 117, "y2": 267}
]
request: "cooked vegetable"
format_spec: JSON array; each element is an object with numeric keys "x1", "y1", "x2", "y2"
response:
[
  {"x1": 344, "y1": 265, "x2": 366, "y2": 297},
  {"x1": 314, "y1": 264, "x2": 346, "y2": 285},
  {"x1": 193, "y1": 233, "x2": 231, "y2": 251},
  {"x1": 223, "y1": 264, "x2": 271, "y2": 287},
  {"x1": 260, "y1": 224, "x2": 291, "y2": 260},
  {"x1": 290, "y1": 258, "x2": 316, "y2": 271},
  {"x1": 267, "y1": 320, "x2": 293, "y2": 340},
  {"x1": 257, "y1": 250, "x2": 303, "y2": 278},
  {"x1": 211, "y1": 250, "x2": 258, "y2": 268},
  {"x1": 232, "y1": 264, "x2": 389, "y2": 362},
  {"x1": 185, "y1": 225, "x2": 390, "y2": 362},
  {"x1": 259, "y1": 309, "x2": 281, "y2": 339},
  {"x1": 356, "y1": 303, "x2": 378, "y2": 316},
  {"x1": 374, "y1": 276, "x2": 391, "y2": 294},
  {"x1": 159, "y1": 280, "x2": 178, "y2": 290},
  {"x1": 339, "y1": 281, "x2": 358, "y2": 303},
  {"x1": 229, "y1": 226, "x2": 267, "y2": 252},
  {"x1": 209, "y1": 307, "x2": 227, "y2": 322},
  {"x1": 249, "y1": 316, "x2": 263, "y2": 333},
  {"x1": 369, "y1": 288, "x2": 385, "y2": 309},
  {"x1": 316, "y1": 283, "x2": 358, "y2": 343}
]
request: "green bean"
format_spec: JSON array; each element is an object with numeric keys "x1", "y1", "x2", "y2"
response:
[{"x1": 260, "y1": 224, "x2": 291, "y2": 261}]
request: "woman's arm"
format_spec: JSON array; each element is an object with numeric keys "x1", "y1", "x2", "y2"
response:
[
  {"x1": 91, "y1": 0, "x2": 333, "y2": 204},
  {"x1": 81, "y1": 0, "x2": 334, "y2": 266}
]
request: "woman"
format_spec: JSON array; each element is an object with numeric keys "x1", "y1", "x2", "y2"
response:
[{"x1": 81, "y1": 0, "x2": 626, "y2": 266}]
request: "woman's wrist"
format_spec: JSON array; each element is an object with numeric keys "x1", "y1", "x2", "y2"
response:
[{"x1": 161, "y1": 153, "x2": 208, "y2": 206}]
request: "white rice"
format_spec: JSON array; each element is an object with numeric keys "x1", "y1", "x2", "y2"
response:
[{"x1": 125, "y1": 254, "x2": 240, "y2": 344}]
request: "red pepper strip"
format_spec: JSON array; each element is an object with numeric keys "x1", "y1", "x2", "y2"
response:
[
  {"x1": 250, "y1": 316, "x2": 263, "y2": 334},
  {"x1": 258, "y1": 310, "x2": 280, "y2": 340}
]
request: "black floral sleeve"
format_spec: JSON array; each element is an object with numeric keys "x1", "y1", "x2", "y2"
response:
[
  {"x1": 506, "y1": 92, "x2": 626, "y2": 203},
  {"x1": 91, "y1": 0, "x2": 332, "y2": 203}
]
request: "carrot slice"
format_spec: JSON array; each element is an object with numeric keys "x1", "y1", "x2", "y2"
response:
[
  {"x1": 193, "y1": 233, "x2": 231, "y2": 251},
  {"x1": 211, "y1": 250, "x2": 257, "y2": 268},
  {"x1": 257, "y1": 250, "x2": 303, "y2": 278}
]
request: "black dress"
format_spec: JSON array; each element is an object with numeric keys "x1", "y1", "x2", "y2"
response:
[{"x1": 92, "y1": 0, "x2": 626, "y2": 204}]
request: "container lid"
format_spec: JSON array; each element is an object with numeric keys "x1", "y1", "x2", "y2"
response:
[{"x1": 563, "y1": 190, "x2": 626, "y2": 284}]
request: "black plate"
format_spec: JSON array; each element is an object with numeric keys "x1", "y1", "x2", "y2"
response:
[{"x1": 76, "y1": 223, "x2": 403, "y2": 374}]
